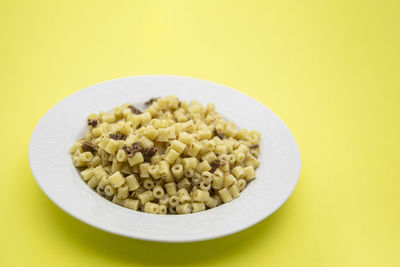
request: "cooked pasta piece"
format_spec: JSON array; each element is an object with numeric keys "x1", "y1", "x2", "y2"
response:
[
  {"x1": 109, "y1": 171, "x2": 125, "y2": 188},
  {"x1": 192, "y1": 202, "x2": 206, "y2": 213},
  {"x1": 177, "y1": 188, "x2": 191, "y2": 203},
  {"x1": 171, "y1": 164, "x2": 184, "y2": 179},
  {"x1": 117, "y1": 185, "x2": 129, "y2": 199},
  {"x1": 152, "y1": 185, "x2": 164, "y2": 199},
  {"x1": 165, "y1": 182, "x2": 177, "y2": 195},
  {"x1": 125, "y1": 174, "x2": 140, "y2": 191},
  {"x1": 176, "y1": 203, "x2": 191, "y2": 214},
  {"x1": 124, "y1": 199, "x2": 139, "y2": 210},
  {"x1": 218, "y1": 188, "x2": 233, "y2": 203},
  {"x1": 159, "y1": 204, "x2": 167, "y2": 214},
  {"x1": 144, "y1": 202, "x2": 159, "y2": 214},
  {"x1": 138, "y1": 190, "x2": 154, "y2": 205}
]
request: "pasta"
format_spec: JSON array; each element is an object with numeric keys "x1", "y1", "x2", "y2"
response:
[{"x1": 70, "y1": 95, "x2": 261, "y2": 214}]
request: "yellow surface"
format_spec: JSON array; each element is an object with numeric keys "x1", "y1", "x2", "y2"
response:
[{"x1": 1, "y1": 0, "x2": 399, "y2": 266}]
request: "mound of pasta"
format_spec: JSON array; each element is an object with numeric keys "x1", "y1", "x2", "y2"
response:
[{"x1": 70, "y1": 95, "x2": 261, "y2": 214}]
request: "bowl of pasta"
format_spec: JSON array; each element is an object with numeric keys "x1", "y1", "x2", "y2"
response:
[{"x1": 29, "y1": 75, "x2": 301, "y2": 242}]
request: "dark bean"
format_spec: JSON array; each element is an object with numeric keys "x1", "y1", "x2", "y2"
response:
[
  {"x1": 131, "y1": 142, "x2": 143, "y2": 153},
  {"x1": 210, "y1": 159, "x2": 220, "y2": 173},
  {"x1": 128, "y1": 105, "x2": 142, "y2": 115},
  {"x1": 87, "y1": 119, "x2": 98, "y2": 128},
  {"x1": 81, "y1": 141, "x2": 97, "y2": 153},
  {"x1": 123, "y1": 142, "x2": 143, "y2": 158},
  {"x1": 213, "y1": 128, "x2": 224, "y2": 139},
  {"x1": 109, "y1": 131, "x2": 127, "y2": 140},
  {"x1": 144, "y1": 97, "x2": 160, "y2": 105},
  {"x1": 122, "y1": 145, "x2": 133, "y2": 157},
  {"x1": 142, "y1": 147, "x2": 157, "y2": 161}
]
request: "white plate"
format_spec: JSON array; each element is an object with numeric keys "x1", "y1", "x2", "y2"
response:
[{"x1": 29, "y1": 75, "x2": 300, "y2": 242}]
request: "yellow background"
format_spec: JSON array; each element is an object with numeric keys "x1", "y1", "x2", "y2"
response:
[{"x1": 1, "y1": 0, "x2": 399, "y2": 266}]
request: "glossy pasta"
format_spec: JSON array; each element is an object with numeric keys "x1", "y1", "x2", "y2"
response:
[{"x1": 70, "y1": 95, "x2": 261, "y2": 214}]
